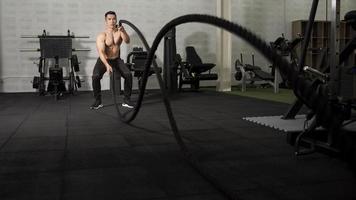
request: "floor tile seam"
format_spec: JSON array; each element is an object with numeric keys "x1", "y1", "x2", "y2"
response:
[{"x1": 59, "y1": 98, "x2": 71, "y2": 200}]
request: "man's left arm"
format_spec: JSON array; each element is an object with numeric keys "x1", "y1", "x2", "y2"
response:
[{"x1": 119, "y1": 26, "x2": 130, "y2": 43}]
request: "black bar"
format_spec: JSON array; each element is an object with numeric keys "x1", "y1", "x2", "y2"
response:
[
  {"x1": 298, "y1": 0, "x2": 319, "y2": 73},
  {"x1": 283, "y1": 0, "x2": 319, "y2": 119},
  {"x1": 163, "y1": 27, "x2": 178, "y2": 93},
  {"x1": 282, "y1": 99, "x2": 304, "y2": 119}
]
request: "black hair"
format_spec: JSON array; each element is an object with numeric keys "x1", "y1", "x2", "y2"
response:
[{"x1": 105, "y1": 11, "x2": 116, "y2": 18}]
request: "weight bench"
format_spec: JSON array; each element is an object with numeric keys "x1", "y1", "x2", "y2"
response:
[
  {"x1": 178, "y1": 46, "x2": 218, "y2": 91},
  {"x1": 244, "y1": 64, "x2": 274, "y2": 81},
  {"x1": 234, "y1": 53, "x2": 279, "y2": 93}
]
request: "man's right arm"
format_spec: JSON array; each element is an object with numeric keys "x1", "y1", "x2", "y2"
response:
[{"x1": 96, "y1": 33, "x2": 112, "y2": 73}]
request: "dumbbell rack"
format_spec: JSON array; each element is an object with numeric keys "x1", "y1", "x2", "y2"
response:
[{"x1": 20, "y1": 30, "x2": 90, "y2": 100}]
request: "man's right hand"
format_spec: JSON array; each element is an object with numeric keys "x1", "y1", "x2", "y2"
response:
[{"x1": 106, "y1": 65, "x2": 113, "y2": 73}]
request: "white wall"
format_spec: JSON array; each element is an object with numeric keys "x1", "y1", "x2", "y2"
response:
[
  {"x1": 0, "y1": 0, "x2": 217, "y2": 92},
  {"x1": 1, "y1": 0, "x2": 356, "y2": 92}
]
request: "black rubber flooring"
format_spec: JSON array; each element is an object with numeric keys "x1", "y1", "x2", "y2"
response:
[{"x1": 0, "y1": 90, "x2": 355, "y2": 200}]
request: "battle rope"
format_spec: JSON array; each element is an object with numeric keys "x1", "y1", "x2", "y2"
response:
[
  {"x1": 112, "y1": 14, "x2": 350, "y2": 200},
  {"x1": 111, "y1": 20, "x2": 161, "y2": 121}
]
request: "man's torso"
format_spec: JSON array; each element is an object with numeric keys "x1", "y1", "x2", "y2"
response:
[{"x1": 104, "y1": 31, "x2": 122, "y2": 59}]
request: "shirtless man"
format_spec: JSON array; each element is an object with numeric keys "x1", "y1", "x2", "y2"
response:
[{"x1": 91, "y1": 11, "x2": 133, "y2": 109}]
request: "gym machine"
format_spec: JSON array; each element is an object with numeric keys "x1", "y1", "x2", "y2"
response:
[
  {"x1": 20, "y1": 30, "x2": 90, "y2": 100},
  {"x1": 162, "y1": 28, "x2": 218, "y2": 93},
  {"x1": 234, "y1": 35, "x2": 303, "y2": 93},
  {"x1": 281, "y1": 0, "x2": 356, "y2": 156},
  {"x1": 126, "y1": 47, "x2": 162, "y2": 91},
  {"x1": 177, "y1": 46, "x2": 218, "y2": 91}
]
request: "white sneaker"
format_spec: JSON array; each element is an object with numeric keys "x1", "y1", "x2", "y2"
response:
[
  {"x1": 90, "y1": 100, "x2": 104, "y2": 110},
  {"x1": 122, "y1": 103, "x2": 134, "y2": 109},
  {"x1": 92, "y1": 104, "x2": 103, "y2": 109}
]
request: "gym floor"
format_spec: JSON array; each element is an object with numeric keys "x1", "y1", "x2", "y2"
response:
[{"x1": 0, "y1": 90, "x2": 355, "y2": 200}]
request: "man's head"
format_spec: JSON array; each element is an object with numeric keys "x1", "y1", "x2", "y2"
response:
[{"x1": 105, "y1": 11, "x2": 117, "y2": 28}]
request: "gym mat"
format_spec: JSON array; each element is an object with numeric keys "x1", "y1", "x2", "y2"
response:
[{"x1": 243, "y1": 115, "x2": 309, "y2": 132}]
